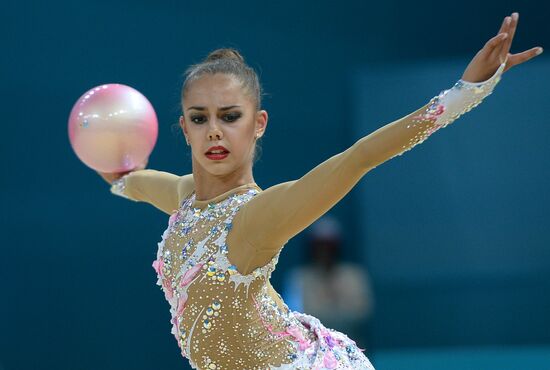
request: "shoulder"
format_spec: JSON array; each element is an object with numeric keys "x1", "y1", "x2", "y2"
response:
[
  {"x1": 177, "y1": 174, "x2": 195, "y2": 204},
  {"x1": 129, "y1": 169, "x2": 193, "y2": 201}
]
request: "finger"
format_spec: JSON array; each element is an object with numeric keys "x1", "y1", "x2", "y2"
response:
[
  {"x1": 492, "y1": 42, "x2": 509, "y2": 65},
  {"x1": 503, "y1": 53, "x2": 513, "y2": 73},
  {"x1": 497, "y1": 16, "x2": 511, "y2": 35},
  {"x1": 502, "y1": 12, "x2": 519, "y2": 56},
  {"x1": 507, "y1": 13, "x2": 519, "y2": 44},
  {"x1": 506, "y1": 47, "x2": 544, "y2": 69},
  {"x1": 485, "y1": 32, "x2": 508, "y2": 51},
  {"x1": 495, "y1": 31, "x2": 514, "y2": 64}
]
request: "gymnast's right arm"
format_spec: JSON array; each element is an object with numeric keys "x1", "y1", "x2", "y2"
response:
[{"x1": 102, "y1": 167, "x2": 194, "y2": 215}]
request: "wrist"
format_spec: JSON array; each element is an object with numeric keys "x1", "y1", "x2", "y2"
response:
[
  {"x1": 110, "y1": 172, "x2": 133, "y2": 200},
  {"x1": 432, "y1": 61, "x2": 506, "y2": 127}
]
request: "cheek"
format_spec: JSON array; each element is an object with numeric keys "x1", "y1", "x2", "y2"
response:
[
  {"x1": 187, "y1": 125, "x2": 210, "y2": 149},
  {"x1": 231, "y1": 130, "x2": 256, "y2": 155}
]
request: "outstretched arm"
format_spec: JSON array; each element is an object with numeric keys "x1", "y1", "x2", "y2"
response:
[
  {"x1": 109, "y1": 169, "x2": 194, "y2": 215},
  {"x1": 102, "y1": 149, "x2": 195, "y2": 215},
  {"x1": 230, "y1": 12, "x2": 543, "y2": 273}
]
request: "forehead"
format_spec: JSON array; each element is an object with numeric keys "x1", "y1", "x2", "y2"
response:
[{"x1": 184, "y1": 74, "x2": 250, "y2": 108}]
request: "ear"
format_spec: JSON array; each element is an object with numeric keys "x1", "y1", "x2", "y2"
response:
[
  {"x1": 180, "y1": 115, "x2": 189, "y2": 133},
  {"x1": 179, "y1": 115, "x2": 186, "y2": 130},
  {"x1": 179, "y1": 115, "x2": 190, "y2": 144},
  {"x1": 255, "y1": 110, "x2": 268, "y2": 139}
]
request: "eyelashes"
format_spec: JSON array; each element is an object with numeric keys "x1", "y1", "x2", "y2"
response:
[
  {"x1": 190, "y1": 112, "x2": 242, "y2": 124},
  {"x1": 190, "y1": 115, "x2": 206, "y2": 124},
  {"x1": 224, "y1": 112, "x2": 242, "y2": 122}
]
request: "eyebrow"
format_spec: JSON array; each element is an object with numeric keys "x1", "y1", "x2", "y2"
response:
[{"x1": 187, "y1": 105, "x2": 241, "y2": 111}]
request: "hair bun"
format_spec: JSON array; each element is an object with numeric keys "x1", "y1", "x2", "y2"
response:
[{"x1": 205, "y1": 48, "x2": 245, "y2": 63}]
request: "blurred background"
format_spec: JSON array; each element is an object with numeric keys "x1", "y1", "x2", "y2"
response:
[{"x1": 1, "y1": 0, "x2": 549, "y2": 369}]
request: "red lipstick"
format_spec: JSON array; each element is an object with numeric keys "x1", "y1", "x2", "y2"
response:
[{"x1": 205, "y1": 146, "x2": 230, "y2": 160}]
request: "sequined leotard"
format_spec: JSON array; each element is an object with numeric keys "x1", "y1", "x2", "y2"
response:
[{"x1": 110, "y1": 64, "x2": 505, "y2": 370}]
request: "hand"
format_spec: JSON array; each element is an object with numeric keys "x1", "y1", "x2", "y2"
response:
[{"x1": 461, "y1": 12, "x2": 543, "y2": 83}]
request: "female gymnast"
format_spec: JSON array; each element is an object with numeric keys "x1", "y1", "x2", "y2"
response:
[{"x1": 100, "y1": 12, "x2": 541, "y2": 370}]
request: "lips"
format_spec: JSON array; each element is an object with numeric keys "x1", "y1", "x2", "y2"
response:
[
  {"x1": 205, "y1": 146, "x2": 229, "y2": 154},
  {"x1": 205, "y1": 146, "x2": 229, "y2": 160}
]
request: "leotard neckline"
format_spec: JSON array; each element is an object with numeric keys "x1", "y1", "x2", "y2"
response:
[{"x1": 191, "y1": 182, "x2": 262, "y2": 209}]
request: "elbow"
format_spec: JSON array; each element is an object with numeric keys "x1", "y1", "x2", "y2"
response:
[{"x1": 349, "y1": 137, "x2": 377, "y2": 174}]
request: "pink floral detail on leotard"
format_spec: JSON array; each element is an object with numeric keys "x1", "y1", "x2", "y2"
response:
[
  {"x1": 152, "y1": 258, "x2": 174, "y2": 298},
  {"x1": 179, "y1": 263, "x2": 204, "y2": 287},
  {"x1": 319, "y1": 329, "x2": 339, "y2": 368},
  {"x1": 174, "y1": 263, "x2": 204, "y2": 315},
  {"x1": 168, "y1": 210, "x2": 178, "y2": 227},
  {"x1": 152, "y1": 258, "x2": 164, "y2": 276},
  {"x1": 251, "y1": 295, "x2": 313, "y2": 351},
  {"x1": 285, "y1": 325, "x2": 313, "y2": 351},
  {"x1": 322, "y1": 349, "x2": 338, "y2": 369},
  {"x1": 163, "y1": 279, "x2": 174, "y2": 299},
  {"x1": 176, "y1": 292, "x2": 188, "y2": 316}
]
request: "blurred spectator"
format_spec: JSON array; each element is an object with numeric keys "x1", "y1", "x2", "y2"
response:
[{"x1": 283, "y1": 215, "x2": 374, "y2": 343}]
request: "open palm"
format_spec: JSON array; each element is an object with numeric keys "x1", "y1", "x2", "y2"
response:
[{"x1": 461, "y1": 12, "x2": 543, "y2": 83}]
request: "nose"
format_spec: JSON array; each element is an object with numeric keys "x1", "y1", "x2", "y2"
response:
[
  {"x1": 207, "y1": 121, "x2": 223, "y2": 141},
  {"x1": 208, "y1": 131, "x2": 222, "y2": 140}
]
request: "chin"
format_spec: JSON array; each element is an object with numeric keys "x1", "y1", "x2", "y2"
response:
[
  {"x1": 193, "y1": 155, "x2": 248, "y2": 178},
  {"x1": 200, "y1": 161, "x2": 235, "y2": 177},
  {"x1": 208, "y1": 167, "x2": 234, "y2": 177}
]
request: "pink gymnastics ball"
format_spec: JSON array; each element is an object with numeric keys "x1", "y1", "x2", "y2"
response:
[{"x1": 68, "y1": 84, "x2": 158, "y2": 173}]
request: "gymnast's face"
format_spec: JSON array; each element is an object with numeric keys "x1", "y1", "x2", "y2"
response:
[{"x1": 180, "y1": 73, "x2": 267, "y2": 178}]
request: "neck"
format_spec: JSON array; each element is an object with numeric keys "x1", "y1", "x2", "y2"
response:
[{"x1": 192, "y1": 163, "x2": 255, "y2": 201}]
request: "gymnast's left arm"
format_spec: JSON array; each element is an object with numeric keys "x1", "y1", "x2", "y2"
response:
[{"x1": 229, "y1": 13, "x2": 542, "y2": 271}]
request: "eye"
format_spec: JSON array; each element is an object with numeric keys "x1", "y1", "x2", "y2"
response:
[
  {"x1": 190, "y1": 115, "x2": 206, "y2": 124},
  {"x1": 223, "y1": 112, "x2": 241, "y2": 122}
]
